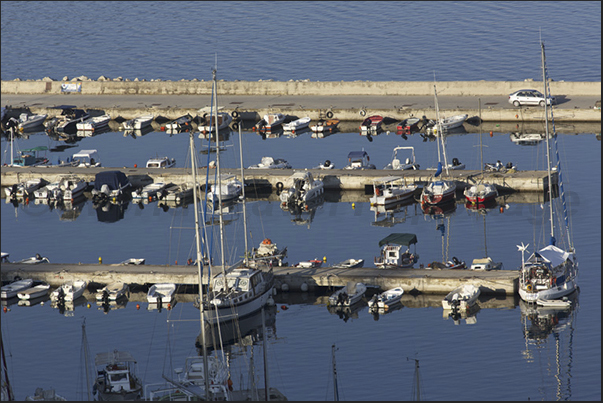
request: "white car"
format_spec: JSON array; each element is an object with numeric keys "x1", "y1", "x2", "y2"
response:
[{"x1": 508, "y1": 89, "x2": 556, "y2": 107}]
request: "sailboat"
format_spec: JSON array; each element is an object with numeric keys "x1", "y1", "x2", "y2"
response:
[
  {"x1": 198, "y1": 67, "x2": 275, "y2": 326},
  {"x1": 517, "y1": 40, "x2": 578, "y2": 303},
  {"x1": 421, "y1": 83, "x2": 457, "y2": 206}
]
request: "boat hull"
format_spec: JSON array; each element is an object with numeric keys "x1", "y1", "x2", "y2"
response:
[{"x1": 202, "y1": 285, "x2": 274, "y2": 324}]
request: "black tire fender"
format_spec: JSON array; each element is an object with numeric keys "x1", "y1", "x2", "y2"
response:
[{"x1": 326, "y1": 111, "x2": 334, "y2": 119}]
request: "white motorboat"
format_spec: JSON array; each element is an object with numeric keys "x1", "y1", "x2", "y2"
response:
[
  {"x1": 50, "y1": 280, "x2": 88, "y2": 302},
  {"x1": 161, "y1": 182, "x2": 194, "y2": 204},
  {"x1": 359, "y1": 115, "x2": 384, "y2": 134},
  {"x1": 313, "y1": 159, "x2": 335, "y2": 169},
  {"x1": 17, "y1": 113, "x2": 47, "y2": 131},
  {"x1": 469, "y1": 257, "x2": 502, "y2": 271},
  {"x1": 47, "y1": 105, "x2": 89, "y2": 133},
  {"x1": 279, "y1": 171, "x2": 324, "y2": 208},
  {"x1": 121, "y1": 114, "x2": 154, "y2": 130},
  {"x1": 427, "y1": 114, "x2": 468, "y2": 134},
  {"x1": 118, "y1": 258, "x2": 145, "y2": 265},
  {"x1": 442, "y1": 284, "x2": 480, "y2": 311},
  {"x1": 207, "y1": 174, "x2": 243, "y2": 205},
  {"x1": 96, "y1": 282, "x2": 129, "y2": 301},
  {"x1": 147, "y1": 283, "x2": 176, "y2": 304},
  {"x1": 369, "y1": 176, "x2": 418, "y2": 207},
  {"x1": 1, "y1": 278, "x2": 34, "y2": 299},
  {"x1": 25, "y1": 387, "x2": 67, "y2": 401},
  {"x1": 517, "y1": 41, "x2": 578, "y2": 303},
  {"x1": 248, "y1": 156, "x2": 291, "y2": 169},
  {"x1": 198, "y1": 111, "x2": 233, "y2": 134},
  {"x1": 368, "y1": 287, "x2": 404, "y2": 310},
  {"x1": 60, "y1": 177, "x2": 88, "y2": 201},
  {"x1": 163, "y1": 114, "x2": 193, "y2": 131},
  {"x1": 17, "y1": 283, "x2": 51, "y2": 300},
  {"x1": 255, "y1": 113, "x2": 285, "y2": 131},
  {"x1": 76, "y1": 114, "x2": 111, "y2": 131},
  {"x1": 132, "y1": 182, "x2": 170, "y2": 202},
  {"x1": 328, "y1": 281, "x2": 367, "y2": 307},
  {"x1": 146, "y1": 156, "x2": 176, "y2": 168},
  {"x1": 1, "y1": 252, "x2": 9, "y2": 263},
  {"x1": 383, "y1": 146, "x2": 420, "y2": 170},
  {"x1": 374, "y1": 233, "x2": 419, "y2": 269},
  {"x1": 59, "y1": 149, "x2": 101, "y2": 167},
  {"x1": 294, "y1": 259, "x2": 323, "y2": 268},
  {"x1": 16, "y1": 253, "x2": 50, "y2": 264},
  {"x1": 331, "y1": 258, "x2": 364, "y2": 269},
  {"x1": 283, "y1": 116, "x2": 311, "y2": 133},
  {"x1": 343, "y1": 150, "x2": 376, "y2": 169},
  {"x1": 93, "y1": 350, "x2": 143, "y2": 401}
]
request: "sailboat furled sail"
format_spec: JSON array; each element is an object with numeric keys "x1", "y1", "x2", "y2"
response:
[{"x1": 517, "y1": 40, "x2": 578, "y2": 303}]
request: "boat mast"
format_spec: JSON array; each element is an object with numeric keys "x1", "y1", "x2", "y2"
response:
[
  {"x1": 332, "y1": 344, "x2": 339, "y2": 401},
  {"x1": 261, "y1": 307, "x2": 270, "y2": 401},
  {"x1": 189, "y1": 131, "x2": 211, "y2": 398},
  {"x1": 212, "y1": 64, "x2": 227, "y2": 273},
  {"x1": 541, "y1": 40, "x2": 555, "y2": 244},
  {"x1": 238, "y1": 121, "x2": 249, "y2": 264},
  {"x1": 434, "y1": 83, "x2": 449, "y2": 175}
]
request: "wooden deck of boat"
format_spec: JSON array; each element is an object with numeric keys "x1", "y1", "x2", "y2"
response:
[
  {"x1": 1, "y1": 165, "x2": 555, "y2": 193},
  {"x1": 0, "y1": 262, "x2": 518, "y2": 296}
]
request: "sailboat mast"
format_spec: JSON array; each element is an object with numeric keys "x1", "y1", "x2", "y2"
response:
[
  {"x1": 332, "y1": 344, "x2": 339, "y2": 401},
  {"x1": 541, "y1": 41, "x2": 555, "y2": 243},
  {"x1": 261, "y1": 307, "x2": 270, "y2": 401},
  {"x1": 189, "y1": 131, "x2": 211, "y2": 398},
  {"x1": 212, "y1": 66, "x2": 227, "y2": 273},
  {"x1": 238, "y1": 123, "x2": 249, "y2": 264},
  {"x1": 434, "y1": 84, "x2": 449, "y2": 175}
]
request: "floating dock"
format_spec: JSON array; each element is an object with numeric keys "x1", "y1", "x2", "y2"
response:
[{"x1": 0, "y1": 262, "x2": 518, "y2": 296}]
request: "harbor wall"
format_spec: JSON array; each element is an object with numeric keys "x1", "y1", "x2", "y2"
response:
[{"x1": 2, "y1": 79, "x2": 601, "y2": 96}]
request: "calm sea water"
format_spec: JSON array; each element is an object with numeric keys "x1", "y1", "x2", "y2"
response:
[
  {"x1": 1, "y1": 1, "x2": 601, "y2": 82},
  {"x1": 1, "y1": 1, "x2": 601, "y2": 401}
]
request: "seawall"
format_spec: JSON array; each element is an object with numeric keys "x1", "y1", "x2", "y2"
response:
[{"x1": 1, "y1": 79, "x2": 600, "y2": 96}]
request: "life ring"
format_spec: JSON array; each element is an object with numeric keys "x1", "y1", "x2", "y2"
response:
[
  {"x1": 232, "y1": 111, "x2": 239, "y2": 118},
  {"x1": 232, "y1": 122, "x2": 239, "y2": 130},
  {"x1": 262, "y1": 238, "x2": 272, "y2": 245},
  {"x1": 203, "y1": 113, "x2": 208, "y2": 120},
  {"x1": 359, "y1": 109, "x2": 366, "y2": 116},
  {"x1": 326, "y1": 111, "x2": 334, "y2": 119},
  {"x1": 526, "y1": 283, "x2": 533, "y2": 292},
  {"x1": 276, "y1": 181, "x2": 284, "y2": 192}
]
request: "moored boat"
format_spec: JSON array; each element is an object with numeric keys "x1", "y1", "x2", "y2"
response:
[
  {"x1": 328, "y1": 281, "x2": 367, "y2": 307},
  {"x1": 146, "y1": 156, "x2": 176, "y2": 168},
  {"x1": 370, "y1": 176, "x2": 418, "y2": 207},
  {"x1": 17, "y1": 283, "x2": 51, "y2": 300},
  {"x1": 93, "y1": 350, "x2": 143, "y2": 401},
  {"x1": 374, "y1": 233, "x2": 419, "y2": 269},
  {"x1": 147, "y1": 283, "x2": 176, "y2": 304},
  {"x1": 278, "y1": 171, "x2": 324, "y2": 208},
  {"x1": 442, "y1": 284, "x2": 480, "y2": 311},
  {"x1": 50, "y1": 280, "x2": 88, "y2": 302},
  {"x1": 76, "y1": 114, "x2": 111, "y2": 131},
  {"x1": 368, "y1": 286, "x2": 404, "y2": 310},
  {"x1": 1, "y1": 278, "x2": 34, "y2": 299}
]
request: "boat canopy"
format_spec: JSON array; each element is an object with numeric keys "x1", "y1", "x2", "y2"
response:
[
  {"x1": 93, "y1": 171, "x2": 129, "y2": 191},
  {"x1": 72, "y1": 149, "x2": 99, "y2": 159},
  {"x1": 530, "y1": 244, "x2": 572, "y2": 268},
  {"x1": 379, "y1": 233, "x2": 418, "y2": 247},
  {"x1": 347, "y1": 151, "x2": 369, "y2": 159}
]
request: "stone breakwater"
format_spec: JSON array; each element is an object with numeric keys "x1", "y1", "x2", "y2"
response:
[{"x1": 1, "y1": 78, "x2": 600, "y2": 96}]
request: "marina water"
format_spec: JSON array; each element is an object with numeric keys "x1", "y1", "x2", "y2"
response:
[{"x1": 1, "y1": 1, "x2": 601, "y2": 401}]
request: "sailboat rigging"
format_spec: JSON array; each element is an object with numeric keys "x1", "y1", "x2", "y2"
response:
[{"x1": 517, "y1": 40, "x2": 578, "y2": 303}]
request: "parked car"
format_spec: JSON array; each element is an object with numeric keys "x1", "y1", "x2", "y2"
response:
[{"x1": 508, "y1": 89, "x2": 556, "y2": 107}]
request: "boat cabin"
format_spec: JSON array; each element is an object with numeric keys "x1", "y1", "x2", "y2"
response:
[
  {"x1": 212, "y1": 268, "x2": 259, "y2": 293},
  {"x1": 470, "y1": 257, "x2": 501, "y2": 270},
  {"x1": 12, "y1": 146, "x2": 49, "y2": 167},
  {"x1": 146, "y1": 156, "x2": 175, "y2": 168},
  {"x1": 375, "y1": 233, "x2": 419, "y2": 268},
  {"x1": 345, "y1": 150, "x2": 375, "y2": 169},
  {"x1": 71, "y1": 149, "x2": 101, "y2": 167}
]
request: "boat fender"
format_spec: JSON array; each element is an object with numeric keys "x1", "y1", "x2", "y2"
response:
[
  {"x1": 326, "y1": 111, "x2": 334, "y2": 119},
  {"x1": 526, "y1": 284, "x2": 533, "y2": 292},
  {"x1": 359, "y1": 109, "x2": 366, "y2": 116},
  {"x1": 232, "y1": 111, "x2": 239, "y2": 118}
]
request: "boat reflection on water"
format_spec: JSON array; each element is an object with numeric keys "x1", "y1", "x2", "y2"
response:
[
  {"x1": 421, "y1": 199, "x2": 457, "y2": 219},
  {"x1": 443, "y1": 303, "x2": 480, "y2": 325},
  {"x1": 327, "y1": 299, "x2": 366, "y2": 323},
  {"x1": 96, "y1": 295, "x2": 128, "y2": 314},
  {"x1": 195, "y1": 304, "x2": 277, "y2": 353},
  {"x1": 286, "y1": 195, "x2": 325, "y2": 229},
  {"x1": 51, "y1": 295, "x2": 88, "y2": 316},
  {"x1": 369, "y1": 301, "x2": 404, "y2": 321},
  {"x1": 17, "y1": 294, "x2": 50, "y2": 308},
  {"x1": 519, "y1": 290, "x2": 579, "y2": 401},
  {"x1": 371, "y1": 198, "x2": 419, "y2": 227},
  {"x1": 94, "y1": 199, "x2": 128, "y2": 223}
]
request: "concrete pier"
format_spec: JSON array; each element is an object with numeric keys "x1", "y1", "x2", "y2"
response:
[
  {"x1": 0, "y1": 262, "x2": 518, "y2": 296},
  {"x1": 0, "y1": 165, "x2": 555, "y2": 193}
]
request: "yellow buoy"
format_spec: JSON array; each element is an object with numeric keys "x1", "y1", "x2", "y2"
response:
[{"x1": 98, "y1": 257, "x2": 102, "y2": 264}]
